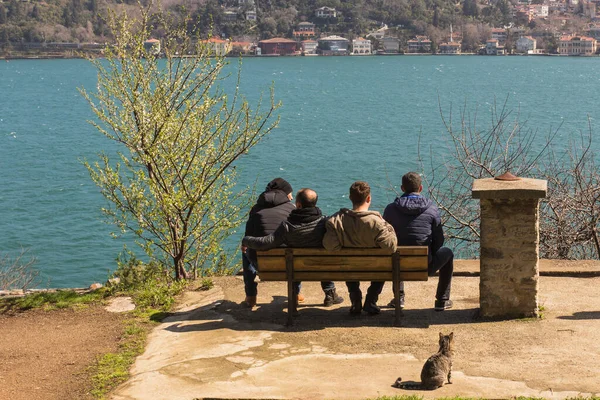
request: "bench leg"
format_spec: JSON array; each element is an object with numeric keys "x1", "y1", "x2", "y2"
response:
[
  {"x1": 392, "y1": 252, "x2": 403, "y2": 327},
  {"x1": 393, "y1": 280, "x2": 403, "y2": 327},
  {"x1": 286, "y1": 279, "x2": 296, "y2": 327}
]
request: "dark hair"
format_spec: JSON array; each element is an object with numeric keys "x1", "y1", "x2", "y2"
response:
[
  {"x1": 296, "y1": 188, "x2": 318, "y2": 208},
  {"x1": 402, "y1": 172, "x2": 422, "y2": 194},
  {"x1": 349, "y1": 181, "x2": 370, "y2": 206}
]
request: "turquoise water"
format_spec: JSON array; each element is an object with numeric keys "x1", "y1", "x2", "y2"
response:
[{"x1": 1, "y1": 56, "x2": 600, "y2": 287}]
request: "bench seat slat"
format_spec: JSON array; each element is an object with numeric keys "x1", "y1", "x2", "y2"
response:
[
  {"x1": 259, "y1": 270, "x2": 429, "y2": 282},
  {"x1": 256, "y1": 247, "x2": 427, "y2": 257},
  {"x1": 259, "y1": 272, "x2": 287, "y2": 281},
  {"x1": 257, "y1": 255, "x2": 428, "y2": 272}
]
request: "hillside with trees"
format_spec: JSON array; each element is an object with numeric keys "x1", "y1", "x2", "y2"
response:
[{"x1": 0, "y1": 0, "x2": 594, "y2": 54}]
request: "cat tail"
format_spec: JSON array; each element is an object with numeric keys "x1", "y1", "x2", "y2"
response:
[
  {"x1": 392, "y1": 378, "x2": 422, "y2": 390},
  {"x1": 392, "y1": 377, "x2": 422, "y2": 390}
]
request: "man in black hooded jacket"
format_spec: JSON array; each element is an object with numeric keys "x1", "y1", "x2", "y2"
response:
[
  {"x1": 242, "y1": 188, "x2": 344, "y2": 307},
  {"x1": 241, "y1": 178, "x2": 296, "y2": 308},
  {"x1": 383, "y1": 172, "x2": 454, "y2": 311}
]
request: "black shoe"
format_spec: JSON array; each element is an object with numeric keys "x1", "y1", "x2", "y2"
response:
[
  {"x1": 435, "y1": 299, "x2": 453, "y2": 311},
  {"x1": 386, "y1": 297, "x2": 405, "y2": 309},
  {"x1": 363, "y1": 294, "x2": 380, "y2": 315},
  {"x1": 323, "y1": 288, "x2": 344, "y2": 307},
  {"x1": 349, "y1": 291, "x2": 362, "y2": 315}
]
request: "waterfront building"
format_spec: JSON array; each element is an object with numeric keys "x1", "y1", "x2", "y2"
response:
[
  {"x1": 559, "y1": 35, "x2": 597, "y2": 55},
  {"x1": 516, "y1": 36, "x2": 537, "y2": 53},
  {"x1": 407, "y1": 36, "x2": 432, "y2": 53},
  {"x1": 143, "y1": 38, "x2": 161, "y2": 55},
  {"x1": 258, "y1": 38, "x2": 298, "y2": 55},
  {"x1": 317, "y1": 35, "x2": 349, "y2": 55},
  {"x1": 230, "y1": 41, "x2": 253, "y2": 55},
  {"x1": 351, "y1": 37, "x2": 372, "y2": 55},
  {"x1": 485, "y1": 39, "x2": 505, "y2": 55},
  {"x1": 301, "y1": 40, "x2": 318, "y2": 55},
  {"x1": 293, "y1": 22, "x2": 316, "y2": 40},
  {"x1": 202, "y1": 38, "x2": 232, "y2": 56},
  {"x1": 315, "y1": 6, "x2": 337, "y2": 18},
  {"x1": 491, "y1": 28, "x2": 507, "y2": 43},
  {"x1": 439, "y1": 42, "x2": 461, "y2": 54},
  {"x1": 380, "y1": 37, "x2": 400, "y2": 53}
]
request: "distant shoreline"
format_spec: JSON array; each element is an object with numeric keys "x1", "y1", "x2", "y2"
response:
[{"x1": 2, "y1": 52, "x2": 594, "y2": 60}]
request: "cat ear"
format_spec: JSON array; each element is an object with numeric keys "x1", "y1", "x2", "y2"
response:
[
  {"x1": 439, "y1": 332, "x2": 443, "y2": 339},
  {"x1": 449, "y1": 332, "x2": 454, "y2": 340}
]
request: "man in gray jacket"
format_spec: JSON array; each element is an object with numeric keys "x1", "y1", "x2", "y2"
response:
[
  {"x1": 242, "y1": 188, "x2": 344, "y2": 307},
  {"x1": 323, "y1": 181, "x2": 397, "y2": 315}
]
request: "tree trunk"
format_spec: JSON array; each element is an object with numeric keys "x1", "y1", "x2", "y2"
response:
[{"x1": 174, "y1": 256, "x2": 189, "y2": 280}]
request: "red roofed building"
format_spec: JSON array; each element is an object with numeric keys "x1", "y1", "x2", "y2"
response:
[
  {"x1": 201, "y1": 37, "x2": 232, "y2": 56},
  {"x1": 293, "y1": 22, "x2": 316, "y2": 40},
  {"x1": 258, "y1": 38, "x2": 298, "y2": 55},
  {"x1": 407, "y1": 36, "x2": 432, "y2": 53}
]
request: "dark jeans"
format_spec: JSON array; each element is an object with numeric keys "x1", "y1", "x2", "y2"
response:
[
  {"x1": 397, "y1": 246, "x2": 454, "y2": 301},
  {"x1": 242, "y1": 252, "x2": 335, "y2": 296},
  {"x1": 346, "y1": 281, "x2": 384, "y2": 300}
]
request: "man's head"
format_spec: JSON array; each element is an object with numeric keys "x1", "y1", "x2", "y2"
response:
[
  {"x1": 401, "y1": 172, "x2": 422, "y2": 194},
  {"x1": 266, "y1": 177, "x2": 293, "y2": 200},
  {"x1": 295, "y1": 188, "x2": 318, "y2": 209},
  {"x1": 349, "y1": 181, "x2": 371, "y2": 209}
]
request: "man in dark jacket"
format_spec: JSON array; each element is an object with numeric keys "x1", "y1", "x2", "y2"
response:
[
  {"x1": 241, "y1": 178, "x2": 296, "y2": 308},
  {"x1": 242, "y1": 188, "x2": 344, "y2": 307},
  {"x1": 383, "y1": 172, "x2": 454, "y2": 311}
]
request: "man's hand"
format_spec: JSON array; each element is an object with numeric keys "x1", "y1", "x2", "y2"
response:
[{"x1": 241, "y1": 245, "x2": 247, "y2": 254}]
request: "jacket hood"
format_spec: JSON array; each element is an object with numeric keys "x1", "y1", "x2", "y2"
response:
[
  {"x1": 392, "y1": 194, "x2": 433, "y2": 216},
  {"x1": 256, "y1": 189, "x2": 291, "y2": 209}
]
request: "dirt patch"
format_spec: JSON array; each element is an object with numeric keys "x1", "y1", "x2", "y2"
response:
[{"x1": 0, "y1": 305, "x2": 125, "y2": 400}]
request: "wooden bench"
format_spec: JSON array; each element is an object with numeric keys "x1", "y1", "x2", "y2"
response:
[{"x1": 256, "y1": 246, "x2": 429, "y2": 326}]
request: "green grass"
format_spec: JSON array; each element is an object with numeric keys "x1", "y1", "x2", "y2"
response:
[
  {"x1": 0, "y1": 288, "x2": 109, "y2": 313},
  {"x1": 90, "y1": 317, "x2": 154, "y2": 399}
]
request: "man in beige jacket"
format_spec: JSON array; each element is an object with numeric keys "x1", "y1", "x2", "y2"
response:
[{"x1": 323, "y1": 181, "x2": 397, "y2": 315}]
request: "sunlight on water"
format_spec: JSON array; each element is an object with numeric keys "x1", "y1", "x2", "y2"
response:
[{"x1": 1, "y1": 56, "x2": 600, "y2": 286}]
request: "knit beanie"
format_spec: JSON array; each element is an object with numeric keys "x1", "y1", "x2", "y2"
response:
[{"x1": 265, "y1": 178, "x2": 293, "y2": 195}]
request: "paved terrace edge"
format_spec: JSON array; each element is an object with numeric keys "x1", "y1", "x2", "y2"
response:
[{"x1": 3, "y1": 259, "x2": 599, "y2": 298}]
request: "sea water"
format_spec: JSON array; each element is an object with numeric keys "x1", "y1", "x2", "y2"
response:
[{"x1": 1, "y1": 56, "x2": 599, "y2": 287}]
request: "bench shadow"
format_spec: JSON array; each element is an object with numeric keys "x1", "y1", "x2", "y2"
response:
[
  {"x1": 557, "y1": 311, "x2": 600, "y2": 320},
  {"x1": 161, "y1": 297, "x2": 484, "y2": 333}
]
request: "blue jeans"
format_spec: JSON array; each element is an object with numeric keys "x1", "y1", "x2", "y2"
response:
[
  {"x1": 397, "y1": 246, "x2": 453, "y2": 302},
  {"x1": 242, "y1": 252, "x2": 334, "y2": 296}
]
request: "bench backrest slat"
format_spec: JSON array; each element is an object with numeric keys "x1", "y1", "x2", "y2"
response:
[{"x1": 256, "y1": 247, "x2": 429, "y2": 282}]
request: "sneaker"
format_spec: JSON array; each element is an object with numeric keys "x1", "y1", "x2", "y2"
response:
[
  {"x1": 323, "y1": 288, "x2": 344, "y2": 307},
  {"x1": 434, "y1": 299, "x2": 453, "y2": 311},
  {"x1": 242, "y1": 296, "x2": 257, "y2": 308},
  {"x1": 297, "y1": 294, "x2": 305, "y2": 304},
  {"x1": 387, "y1": 298, "x2": 405, "y2": 309}
]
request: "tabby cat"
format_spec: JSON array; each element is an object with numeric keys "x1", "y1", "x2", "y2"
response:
[{"x1": 393, "y1": 332, "x2": 454, "y2": 390}]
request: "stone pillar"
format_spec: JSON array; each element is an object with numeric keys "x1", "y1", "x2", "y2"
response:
[{"x1": 472, "y1": 176, "x2": 547, "y2": 318}]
